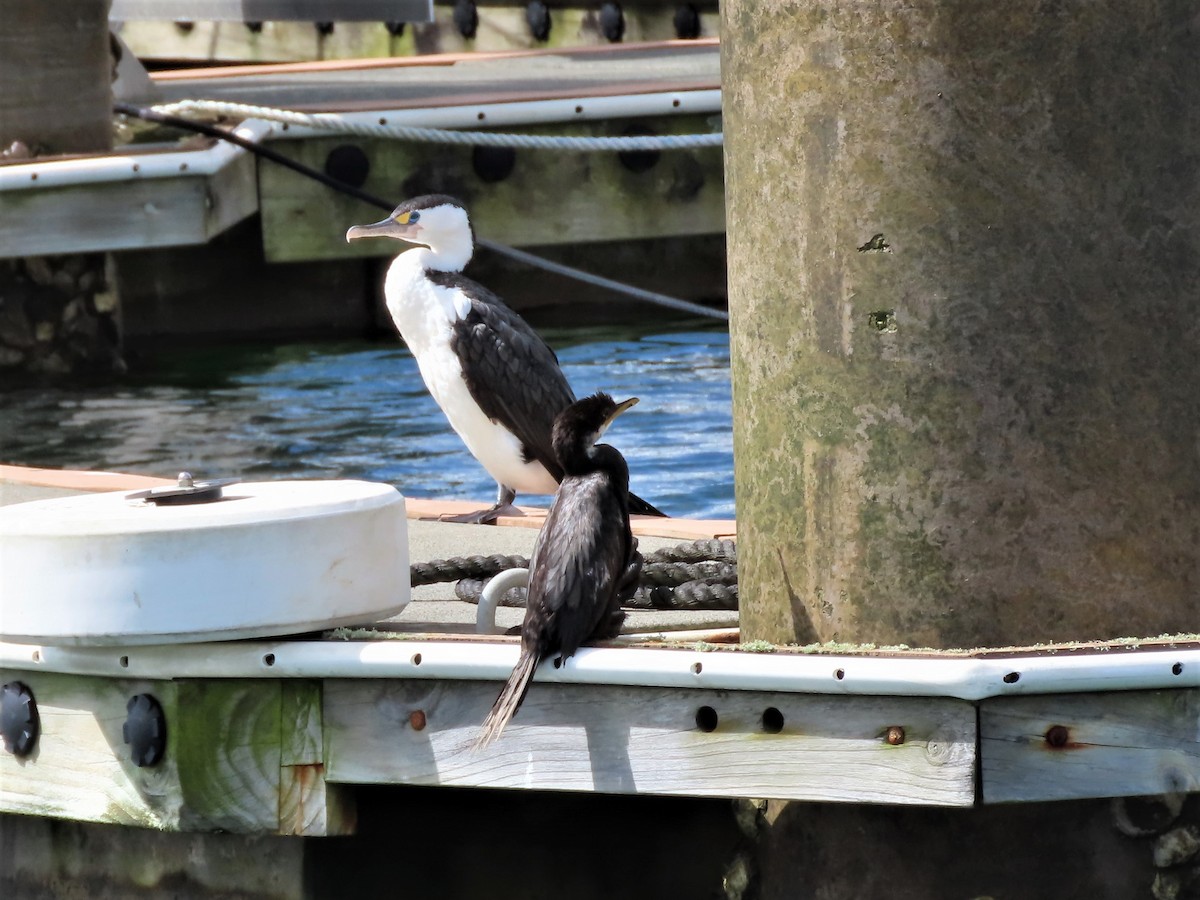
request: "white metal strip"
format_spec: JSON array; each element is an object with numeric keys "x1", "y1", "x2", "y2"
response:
[{"x1": 1, "y1": 639, "x2": 1194, "y2": 701}]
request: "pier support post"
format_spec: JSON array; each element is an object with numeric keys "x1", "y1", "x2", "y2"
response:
[
  {"x1": 0, "y1": 1, "x2": 123, "y2": 375},
  {"x1": 722, "y1": 1, "x2": 1200, "y2": 650}
]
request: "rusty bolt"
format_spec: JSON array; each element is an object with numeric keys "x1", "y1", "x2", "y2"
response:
[
  {"x1": 1045, "y1": 724, "x2": 1070, "y2": 748},
  {"x1": 885, "y1": 726, "x2": 905, "y2": 746},
  {"x1": 409, "y1": 710, "x2": 427, "y2": 731}
]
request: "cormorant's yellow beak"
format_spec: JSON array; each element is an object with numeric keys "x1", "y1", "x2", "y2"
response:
[
  {"x1": 345, "y1": 213, "x2": 421, "y2": 243},
  {"x1": 601, "y1": 397, "x2": 639, "y2": 435}
]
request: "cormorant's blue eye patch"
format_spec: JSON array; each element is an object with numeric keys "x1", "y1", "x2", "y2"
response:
[{"x1": 410, "y1": 211, "x2": 421, "y2": 222}]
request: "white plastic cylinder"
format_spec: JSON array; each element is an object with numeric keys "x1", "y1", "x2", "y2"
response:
[{"x1": 0, "y1": 480, "x2": 409, "y2": 645}]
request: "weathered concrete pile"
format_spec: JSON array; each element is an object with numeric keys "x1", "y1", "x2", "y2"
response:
[{"x1": 0, "y1": 254, "x2": 123, "y2": 376}]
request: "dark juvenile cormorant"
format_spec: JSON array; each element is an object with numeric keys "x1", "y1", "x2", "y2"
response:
[
  {"x1": 474, "y1": 392, "x2": 644, "y2": 748},
  {"x1": 346, "y1": 194, "x2": 665, "y2": 523}
]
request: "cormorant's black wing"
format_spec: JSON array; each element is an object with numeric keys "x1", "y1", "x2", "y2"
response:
[
  {"x1": 432, "y1": 272, "x2": 574, "y2": 480},
  {"x1": 524, "y1": 471, "x2": 633, "y2": 661}
]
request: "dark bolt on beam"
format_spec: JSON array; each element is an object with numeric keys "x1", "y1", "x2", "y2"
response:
[
  {"x1": 324, "y1": 144, "x2": 372, "y2": 189},
  {"x1": 1, "y1": 681, "x2": 39, "y2": 758},
  {"x1": 453, "y1": 0, "x2": 479, "y2": 38},
  {"x1": 123, "y1": 693, "x2": 167, "y2": 768},
  {"x1": 599, "y1": 2, "x2": 625, "y2": 42},
  {"x1": 526, "y1": 1, "x2": 551, "y2": 42},
  {"x1": 618, "y1": 124, "x2": 660, "y2": 173},
  {"x1": 1044, "y1": 725, "x2": 1072, "y2": 750},
  {"x1": 673, "y1": 3, "x2": 700, "y2": 39},
  {"x1": 472, "y1": 145, "x2": 517, "y2": 183}
]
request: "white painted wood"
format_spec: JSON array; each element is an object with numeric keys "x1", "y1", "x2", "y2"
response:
[
  {"x1": 0, "y1": 481, "x2": 409, "y2": 645},
  {"x1": 323, "y1": 679, "x2": 977, "y2": 806},
  {"x1": 981, "y1": 689, "x2": 1200, "y2": 803}
]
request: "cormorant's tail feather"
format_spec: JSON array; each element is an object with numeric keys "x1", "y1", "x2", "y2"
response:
[
  {"x1": 473, "y1": 649, "x2": 540, "y2": 750},
  {"x1": 628, "y1": 492, "x2": 667, "y2": 517}
]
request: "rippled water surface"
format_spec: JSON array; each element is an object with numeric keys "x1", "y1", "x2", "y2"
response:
[{"x1": 1, "y1": 323, "x2": 734, "y2": 519}]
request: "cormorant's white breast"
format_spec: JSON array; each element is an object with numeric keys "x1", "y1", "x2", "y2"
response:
[{"x1": 346, "y1": 195, "x2": 572, "y2": 520}]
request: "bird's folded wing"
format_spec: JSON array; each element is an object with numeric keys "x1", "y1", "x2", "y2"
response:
[{"x1": 448, "y1": 287, "x2": 575, "y2": 478}]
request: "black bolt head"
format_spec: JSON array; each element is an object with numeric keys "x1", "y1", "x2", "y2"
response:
[
  {"x1": 526, "y1": 0, "x2": 552, "y2": 41},
  {"x1": 599, "y1": 1, "x2": 625, "y2": 42},
  {"x1": 673, "y1": 3, "x2": 701, "y2": 39},
  {"x1": 1, "y1": 681, "x2": 39, "y2": 757},
  {"x1": 324, "y1": 144, "x2": 372, "y2": 189},
  {"x1": 618, "y1": 125, "x2": 661, "y2": 174},
  {"x1": 123, "y1": 694, "x2": 167, "y2": 768},
  {"x1": 472, "y1": 146, "x2": 517, "y2": 183},
  {"x1": 453, "y1": 0, "x2": 479, "y2": 38}
]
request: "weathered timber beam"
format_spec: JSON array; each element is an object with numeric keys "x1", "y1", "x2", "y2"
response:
[
  {"x1": 0, "y1": 670, "x2": 354, "y2": 835},
  {"x1": 0, "y1": 152, "x2": 257, "y2": 259},
  {"x1": 258, "y1": 119, "x2": 725, "y2": 263},
  {"x1": 980, "y1": 688, "x2": 1200, "y2": 804},
  {"x1": 323, "y1": 679, "x2": 978, "y2": 806}
]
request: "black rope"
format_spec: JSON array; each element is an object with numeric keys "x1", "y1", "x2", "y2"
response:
[
  {"x1": 410, "y1": 554, "x2": 529, "y2": 586},
  {"x1": 113, "y1": 102, "x2": 728, "y2": 320},
  {"x1": 429, "y1": 539, "x2": 739, "y2": 611}
]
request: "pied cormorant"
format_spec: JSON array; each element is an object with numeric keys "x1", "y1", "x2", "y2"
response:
[
  {"x1": 346, "y1": 194, "x2": 665, "y2": 523},
  {"x1": 474, "y1": 392, "x2": 643, "y2": 748}
]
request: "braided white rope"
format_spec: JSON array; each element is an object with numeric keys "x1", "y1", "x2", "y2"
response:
[{"x1": 151, "y1": 100, "x2": 724, "y2": 151}]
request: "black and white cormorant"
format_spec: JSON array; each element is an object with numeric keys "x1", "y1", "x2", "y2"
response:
[
  {"x1": 474, "y1": 392, "x2": 644, "y2": 748},
  {"x1": 346, "y1": 194, "x2": 665, "y2": 523}
]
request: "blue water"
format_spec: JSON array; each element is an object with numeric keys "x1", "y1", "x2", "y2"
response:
[{"x1": 0, "y1": 323, "x2": 735, "y2": 519}]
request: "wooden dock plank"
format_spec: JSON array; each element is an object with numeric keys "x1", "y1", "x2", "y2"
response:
[
  {"x1": 0, "y1": 155, "x2": 257, "y2": 259},
  {"x1": 323, "y1": 679, "x2": 977, "y2": 806},
  {"x1": 980, "y1": 688, "x2": 1200, "y2": 804}
]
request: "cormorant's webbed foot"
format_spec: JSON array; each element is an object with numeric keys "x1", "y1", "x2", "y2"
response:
[
  {"x1": 440, "y1": 502, "x2": 523, "y2": 525},
  {"x1": 439, "y1": 484, "x2": 521, "y2": 525}
]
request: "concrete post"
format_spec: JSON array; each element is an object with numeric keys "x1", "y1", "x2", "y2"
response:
[{"x1": 722, "y1": 0, "x2": 1200, "y2": 649}]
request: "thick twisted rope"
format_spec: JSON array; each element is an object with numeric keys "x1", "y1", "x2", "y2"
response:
[
  {"x1": 453, "y1": 575, "x2": 738, "y2": 611},
  {"x1": 423, "y1": 539, "x2": 739, "y2": 611},
  {"x1": 151, "y1": 100, "x2": 724, "y2": 151}
]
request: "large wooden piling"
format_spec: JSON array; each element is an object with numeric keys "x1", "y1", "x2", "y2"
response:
[
  {"x1": 721, "y1": 2, "x2": 1200, "y2": 895},
  {"x1": 0, "y1": 1, "x2": 122, "y2": 375},
  {"x1": 0, "y1": 2, "x2": 114, "y2": 155},
  {"x1": 722, "y1": 0, "x2": 1200, "y2": 650}
]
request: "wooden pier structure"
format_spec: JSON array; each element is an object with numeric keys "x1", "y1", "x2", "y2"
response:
[
  {"x1": 1, "y1": 38, "x2": 725, "y2": 361},
  {"x1": 1, "y1": 469, "x2": 1198, "y2": 898}
]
